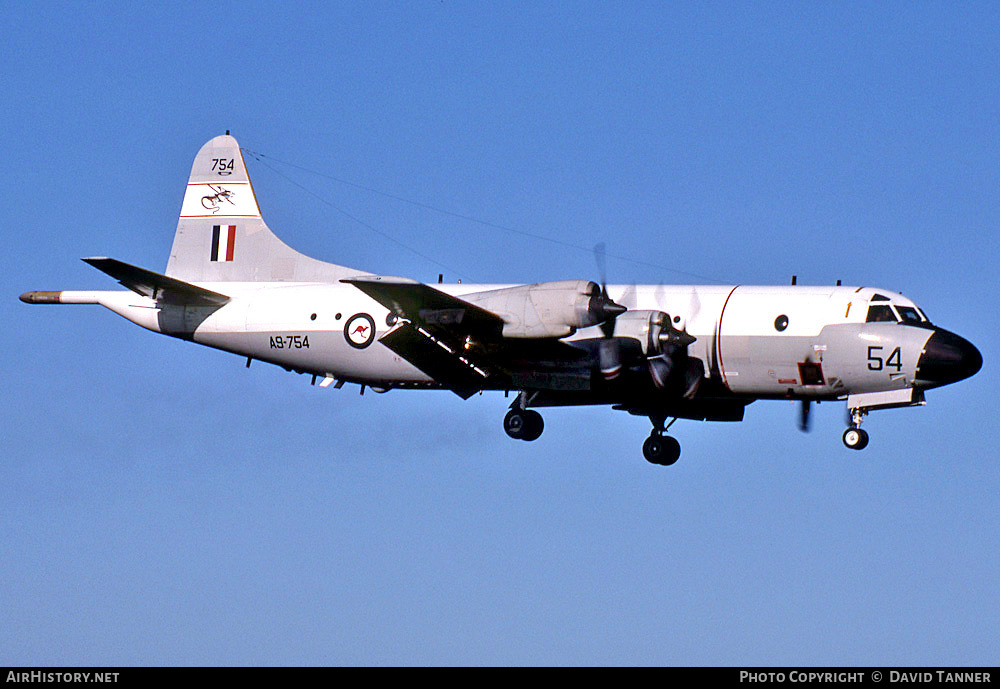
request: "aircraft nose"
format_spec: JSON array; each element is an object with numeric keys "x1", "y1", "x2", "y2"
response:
[{"x1": 916, "y1": 329, "x2": 982, "y2": 386}]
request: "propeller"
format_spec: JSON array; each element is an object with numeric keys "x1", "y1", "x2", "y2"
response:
[
  {"x1": 590, "y1": 246, "x2": 703, "y2": 395},
  {"x1": 649, "y1": 314, "x2": 702, "y2": 399},
  {"x1": 649, "y1": 283, "x2": 702, "y2": 398}
]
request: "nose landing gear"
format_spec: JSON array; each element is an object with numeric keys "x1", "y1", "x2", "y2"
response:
[{"x1": 842, "y1": 407, "x2": 870, "y2": 450}]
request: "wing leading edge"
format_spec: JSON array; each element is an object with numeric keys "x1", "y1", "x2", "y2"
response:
[{"x1": 341, "y1": 276, "x2": 504, "y2": 338}]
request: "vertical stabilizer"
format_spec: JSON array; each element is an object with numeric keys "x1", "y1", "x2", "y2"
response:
[{"x1": 166, "y1": 134, "x2": 360, "y2": 283}]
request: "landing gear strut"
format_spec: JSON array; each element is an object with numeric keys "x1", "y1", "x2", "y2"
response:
[
  {"x1": 643, "y1": 416, "x2": 680, "y2": 466},
  {"x1": 842, "y1": 407, "x2": 870, "y2": 450},
  {"x1": 504, "y1": 393, "x2": 544, "y2": 441}
]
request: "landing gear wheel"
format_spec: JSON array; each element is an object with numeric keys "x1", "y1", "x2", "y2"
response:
[
  {"x1": 521, "y1": 410, "x2": 544, "y2": 441},
  {"x1": 643, "y1": 434, "x2": 680, "y2": 466},
  {"x1": 842, "y1": 427, "x2": 869, "y2": 451},
  {"x1": 504, "y1": 409, "x2": 544, "y2": 441}
]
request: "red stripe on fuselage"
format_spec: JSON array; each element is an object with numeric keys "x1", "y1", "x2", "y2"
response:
[{"x1": 716, "y1": 286, "x2": 740, "y2": 391}]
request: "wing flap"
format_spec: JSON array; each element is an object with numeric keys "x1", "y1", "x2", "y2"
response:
[
  {"x1": 379, "y1": 322, "x2": 495, "y2": 399},
  {"x1": 83, "y1": 257, "x2": 230, "y2": 306}
]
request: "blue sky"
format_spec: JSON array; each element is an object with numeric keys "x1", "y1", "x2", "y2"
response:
[{"x1": 2, "y1": 1, "x2": 998, "y2": 665}]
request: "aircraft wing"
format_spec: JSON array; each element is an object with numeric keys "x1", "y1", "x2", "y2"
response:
[
  {"x1": 341, "y1": 276, "x2": 504, "y2": 339},
  {"x1": 342, "y1": 276, "x2": 592, "y2": 398},
  {"x1": 83, "y1": 257, "x2": 230, "y2": 306}
]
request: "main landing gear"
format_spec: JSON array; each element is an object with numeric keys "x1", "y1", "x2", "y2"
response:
[
  {"x1": 643, "y1": 416, "x2": 680, "y2": 466},
  {"x1": 842, "y1": 407, "x2": 870, "y2": 451},
  {"x1": 504, "y1": 394, "x2": 544, "y2": 442}
]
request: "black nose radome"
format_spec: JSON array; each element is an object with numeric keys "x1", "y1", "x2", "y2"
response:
[{"x1": 916, "y1": 329, "x2": 982, "y2": 387}]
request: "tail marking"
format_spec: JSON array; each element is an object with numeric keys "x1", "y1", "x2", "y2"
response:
[
  {"x1": 210, "y1": 225, "x2": 237, "y2": 262},
  {"x1": 166, "y1": 133, "x2": 360, "y2": 283},
  {"x1": 179, "y1": 181, "x2": 257, "y2": 219}
]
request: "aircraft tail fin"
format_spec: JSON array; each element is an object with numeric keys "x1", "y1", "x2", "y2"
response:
[{"x1": 165, "y1": 134, "x2": 359, "y2": 283}]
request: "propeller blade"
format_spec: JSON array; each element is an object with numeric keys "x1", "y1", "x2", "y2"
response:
[
  {"x1": 594, "y1": 242, "x2": 607, "y2": 289},
  {"x1": 687, "y1": 287, "x2": 702, "y2": 321},
  {"x1": 654, "y1": 282, "x2": 666, "y2": 307},
  {"x1": 591, "y1": 242, "x2": 627, "y2": 336},
  {"x1": 683, "y1": 357, "x2": 705, "y2": 399},
  {"x1": 798, "y1": 400, "x2": 811, "y2": 432},
  {"x1": 599, "y1": 338, "x2": 623, "y2": 380},
  {"x1": 648, "y1": 354, "x2": 674, "y2": 388},
  {"x1": 618, "y1": 283, "x2": 638, "y2": 310}
]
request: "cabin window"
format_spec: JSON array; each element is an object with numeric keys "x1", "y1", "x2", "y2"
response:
[
  {"x1": 774, "y1": 315, "x2": 789, "y2": 332},
  {"x1": 866, "y1": 305, "x2": 896, "y2": 323}
]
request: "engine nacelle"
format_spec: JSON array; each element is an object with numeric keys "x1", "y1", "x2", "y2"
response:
[
  {"x1": 609, "y1": 310, "x2": 670, "y2": 355},
  {"x1": 464, "y1": 280, "x2": 616, "y2": 338}
]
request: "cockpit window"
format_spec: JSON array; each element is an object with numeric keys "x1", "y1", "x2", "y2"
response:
[
  {"x1": 870, "y1": 293, "x2": 890, "y2": 302},
  {"x1": 866, "y1": 305, "x2": 897, "y2": 323},
  {"x1": 895, "y1": 306, "x2": 923, "y2": 323}
]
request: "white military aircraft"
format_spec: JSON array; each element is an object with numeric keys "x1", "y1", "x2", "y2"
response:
[{"x1": 22, "y1": 134, "x2": 982, "y2": 465}]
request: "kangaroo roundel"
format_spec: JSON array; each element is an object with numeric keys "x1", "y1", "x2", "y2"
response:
[{"x1": 344, "y1": 313, "x2": 376, "y2": 349}]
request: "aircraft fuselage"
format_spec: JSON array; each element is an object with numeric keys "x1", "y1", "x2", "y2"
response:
[{"x1": 34, "y1": 281, "x2": 977, "y2": 405}]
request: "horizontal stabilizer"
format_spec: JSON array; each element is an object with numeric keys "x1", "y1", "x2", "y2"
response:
[{"x1": 83, "y1": 257, "x2": 230, "y2": 306}]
